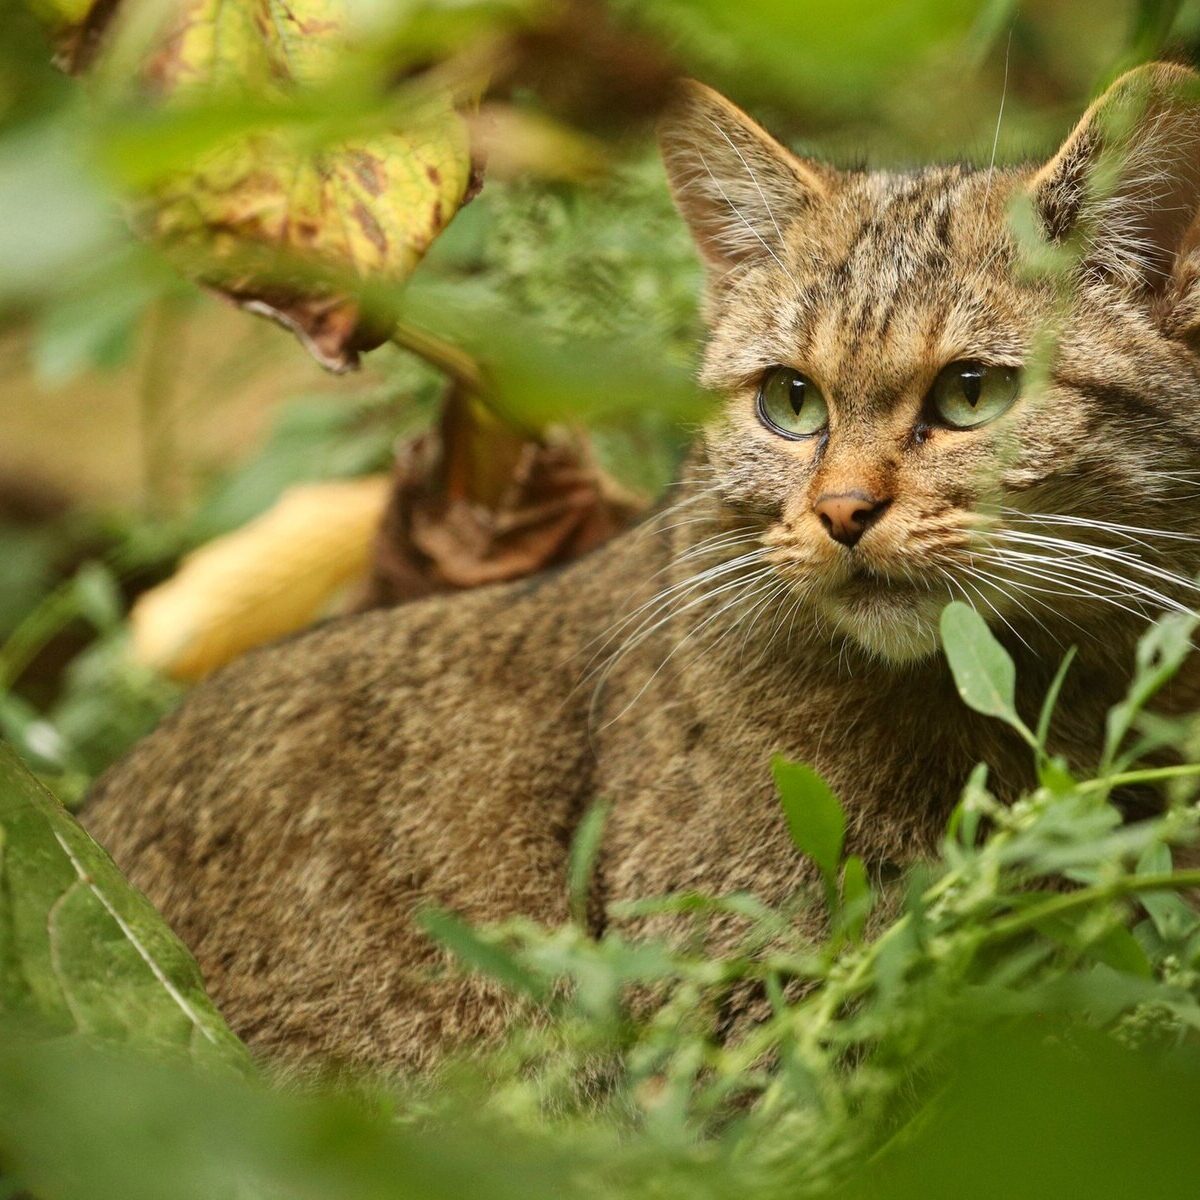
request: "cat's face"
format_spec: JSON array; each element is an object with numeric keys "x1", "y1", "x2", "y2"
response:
[{"x1": 661, "y1": 66, "x2": 1200, "y2": 665}]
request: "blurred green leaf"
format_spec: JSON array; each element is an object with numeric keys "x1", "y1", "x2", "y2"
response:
[
  {"x1": 419, "y1": 907, "x2": 549, "y2": 1002},
  {"x1": 190, "y1": 393, "x2": 410, "y2": 541},
  {"x1": 0, "y1": 1033, "x2": 579, "y2": 1200},
  {"x1": 839, "y1": 855, "x2": 872, "y2": 942},
  {"x1": 1104, "y1": 612, "x2": 1199, "y2": 771},
  {"x1": 71, "y1": 561, "x2": 123, "y2": 632},
  {"x1": 0, "y1": 740, "x2": 250, "y2": 1071},
  {"x1": 0, "y1": 120, "x2": 121, "y2": 301},
  {"x1": 568, "y1": 800, "x2": 609, "y2": 927}
]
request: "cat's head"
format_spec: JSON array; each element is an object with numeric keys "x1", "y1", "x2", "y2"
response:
[{"x1": 661, "y1": 63, "x2": 1200, "y2": 665}]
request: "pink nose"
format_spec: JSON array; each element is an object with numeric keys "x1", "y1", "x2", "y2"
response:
[{"x1": 814, "y1": 492, "x2": 891, "y2": 548}]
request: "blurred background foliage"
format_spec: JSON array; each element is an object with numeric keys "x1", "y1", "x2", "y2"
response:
[
  {"x1": 7, "y1": 1, "x2": 1200, "y2": 1195},
  {"x1": 7, "y1": 0, "x2": 1200, "y2": 798}
]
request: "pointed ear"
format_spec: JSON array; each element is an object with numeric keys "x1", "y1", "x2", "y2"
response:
[
  {"x1": 659, "y1": 80, "x2": 831, "y2": 278},
  {"x1": 1030, "y1": 62, "x2": 1200, "y2": 293}
]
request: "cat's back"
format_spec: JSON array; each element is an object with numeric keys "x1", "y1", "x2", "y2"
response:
[{"x1": 83, "y1": 535, "x2": 642, "y2": 1066}]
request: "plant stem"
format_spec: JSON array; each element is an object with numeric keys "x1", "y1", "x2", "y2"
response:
[
  {"x1": 139, "y1": 298, "x2": 185, "y2": 518},
  {"x1": 1080, "y1": 764, "x2": 1200, "y2": 793},
  {"x1": 391, "y1": 321, "x2": 487, "y2": 396},
  {"x1": 981, "y1": 869, "x2": 1200, "y2": 945}
]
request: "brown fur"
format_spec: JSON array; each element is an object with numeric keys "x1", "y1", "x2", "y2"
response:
[{"x1": 86, "y1": 64, "x2": 1200, "y2": 1071}]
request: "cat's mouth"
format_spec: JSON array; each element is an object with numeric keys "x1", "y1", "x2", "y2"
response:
[
  {"x1": 814, "y1": 564, "x2": 946, "y2": 665},
  {"x1": 835, "y1": 566, "x2": 934, "y2": 601}
]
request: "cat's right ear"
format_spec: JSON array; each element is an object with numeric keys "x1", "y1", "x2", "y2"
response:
[
  {"x1": 659, "y1": 81, "x2": 831, "y2": 278},
  {"x1": 1030, "y1": 63, "x2": 1200, "y2": 298}
]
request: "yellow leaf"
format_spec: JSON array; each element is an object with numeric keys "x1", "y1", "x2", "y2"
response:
[
  {"x1": 130, "y1": 475, "x2": 390, "y2": 681},
  {"x1": 145, "y1": 110, "x2": 471, "y2": 292},
  {"x1": 54, "y1": 0, "x2": 476, "y2": 369}
]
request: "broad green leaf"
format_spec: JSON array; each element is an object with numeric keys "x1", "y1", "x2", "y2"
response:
[
  {"x1": 940, "y1": 601, "x2": 1026, "y2": 736},
  {"x1": 1087, "y1": 925, "x2": 1154, "y2": 979},
  {"x1": 1136, "y1": 843, "x2": 1197, "y2": 941},
  {"x1": 0, "y1": 1033, "x2": 575, "y2": 1200},
  {"x1": 1035, "y1": 911, "x2": 1153, "y2": 979},
  {"x1": 40, "y1": 0, "x2": 475, "y2": 371},
  {"x1": 772, "y1": 756, "x2": 845, "y2": 880},
  {"x1": 0, "y1": 740, "x2": 251, "y2": 1072},
  {"x1": 139, "y1": 107, "x2": 472, "y2": 371}
]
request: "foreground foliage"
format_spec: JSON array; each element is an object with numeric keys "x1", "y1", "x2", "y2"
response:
[{"x1": 4, "y1": 606, "x2": 1200, "y2": 1198}]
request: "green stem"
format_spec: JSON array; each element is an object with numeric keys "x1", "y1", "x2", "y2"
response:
[
  {"x1": 981, "y1": 869, "x2": 1200, "y2": 946},
  {"x1": 391, "y1": 320, "x2": 486, "y2": 396},
  {"x1": 139, "y1": 298, "x2": 185, "y2": 518},
  {"x1": 1079, "y1": 763, "x2": 1200, "y2": 793}
]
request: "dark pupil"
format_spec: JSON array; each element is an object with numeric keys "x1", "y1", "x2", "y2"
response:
[
  {"x1": 788, "y1": 376, "x2": 806, "y2": 415},
  {"x1": 960, "y1": 368, "x2": 983, "y2": 407}
]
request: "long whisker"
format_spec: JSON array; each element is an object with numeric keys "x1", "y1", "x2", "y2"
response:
[
  {"x1": 1003, "y1": 507, "x2": 1200, "y2": 546},
  {"x1": 599, "y1": 566, "x2": 782, "y2": 727},
  {"x1": 991, "y1": 528, "x2": 1200, "y2": 598},
  {"x1": 984, "y1": 548, "x2": 1188, "y2": 620},
  {"x1": 585, "y1": 549, "x2": 776, "y2": 691}
]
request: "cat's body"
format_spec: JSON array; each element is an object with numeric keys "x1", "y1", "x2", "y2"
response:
[
  {"x1": 84, "y1": 470, "x2": 1049, "y2": 1069},
  {"x1": 86, "y1": 63, "x2": 1200, "y2": 1070}
]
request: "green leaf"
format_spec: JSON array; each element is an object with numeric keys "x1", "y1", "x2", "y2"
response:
[
  {"x1": 0, "y1": 740, "x2": 250, "y2": 1072},
  {"x1": 1087, "y1": 925, "x2": 1154, "y2": 978},
  {"x1": 772, "y1": 757, "x2": 845, "y2": 880},
  {"x1": 839, "y1": 855, "x2": 872, "y2": 942},
  {"x1": 1104, "y1": 612, "x2": 1199, "y2": 771},
  {"x1": 0, "y1": 1033, "x2": 576, "y2": 1200},
  {"x1": 1035, "y1": 910, "x2": 1153, "y2": 979},
  {"x1": 1035, "y1": 645, "x2": 1076, "y2": 754},
  {"x1": 72, "y1": 562, "x2": 124, "y2": 633},
  {"x1": 418, "y1": 907, "x2": 548, "y2": 1002},
  {"x1": 567, "y1": 800, "x2": 609, "y2": 927},
  {"x1": 1136, "y1": 844, "x2": 1196, "y2": 941},
  {"x1": 940, "y1": 601, "x2": 1029, "y2": 739}
]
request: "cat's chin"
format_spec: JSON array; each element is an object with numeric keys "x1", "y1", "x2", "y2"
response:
[{"x1": 816, "y1": 590, "x2": 944, "y2": 667}]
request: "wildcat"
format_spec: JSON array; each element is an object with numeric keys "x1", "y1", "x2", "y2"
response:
[{"x1": 85, "y1": 63, "x2": 1200, "y2": 1071}]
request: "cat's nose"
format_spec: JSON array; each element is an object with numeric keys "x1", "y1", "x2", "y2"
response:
[{"x1": 814, "y1": 492, "x2": 892, "y2": 548}]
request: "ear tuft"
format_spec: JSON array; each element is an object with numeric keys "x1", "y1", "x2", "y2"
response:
[
  {"x1": 1031, "y1": 62, "x2": 1200, "y2": 292},
  {"x1": 659, "y1": 80, "x2": 831, "y2": 278}
]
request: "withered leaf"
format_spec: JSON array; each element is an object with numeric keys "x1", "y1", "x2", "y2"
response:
[
  {"x1": 360, "y1": 389, "x2": 644, "y2": 606},
  {"x1": 36, "y1": 0, "x2": 476, "y2": 370}
]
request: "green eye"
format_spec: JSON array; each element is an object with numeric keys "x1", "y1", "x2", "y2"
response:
[
  {"x1": 929, "y1": 361, "x2": 1020, "y2": 429},
  {"x1": 757, "y1": 366, "x2": 829, "y2": 438}
]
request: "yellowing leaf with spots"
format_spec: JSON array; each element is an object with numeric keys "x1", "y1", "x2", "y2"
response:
[
  {"x1": 141, "y1": 106, "x2": 472, "y2": 369},
  {"x1": 131, "y1": 475, "x2": 390, "y2": 681},
  {"x1": 35, "y1": 0, "x2": 476, "y2": 369}
]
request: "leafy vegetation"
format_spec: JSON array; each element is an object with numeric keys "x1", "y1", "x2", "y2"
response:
[
  {"x1": 6, "y1": 607, "x2": 1200, "y2": 1197},
  {"x1": 5, "y1": 0, "x2": 1200, "y2": 1197}
]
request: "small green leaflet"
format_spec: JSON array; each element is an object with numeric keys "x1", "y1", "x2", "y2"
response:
[
  {"x1": 0, "y1": 740, "x2": 251, "y2": 1073},
  {"x1": 940, "y1": 601, "x2": 1031, "y2": 742},
  {"x1": 568, "y1": 800, "x2": 609, "y2": 928},
  {"x1": 1103, "y1": 611, "x2": 1198, "y2": 770},
  {"x1": 418, "y1": 907, "x2": 549, "y2": 1001},
  {"x1": 772, "y1": 757, "x2": 845, "y2": 880},
  {"x1": 839, "y1": 854, "x2": 872, "y2": 942}
]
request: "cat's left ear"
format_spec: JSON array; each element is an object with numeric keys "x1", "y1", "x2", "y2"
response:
[
  {"x1": 1031, "y1": 62, "x2": 1200, "y2": 301},
  {"x1": 659, "y1": 81, "x2": 833, "y2": 279}
]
